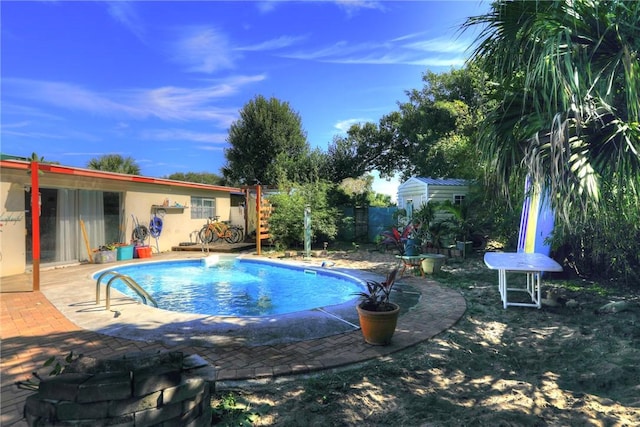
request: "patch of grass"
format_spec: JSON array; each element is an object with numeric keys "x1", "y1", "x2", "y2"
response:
[
  {"x1": 215, "y1": 252, "x2": 640, "y2": 426},
  {"x1": 211, "y1": 392, "x2": 268, "y2": 426},
  {"x1": 559, "y1": 280, "x2": 610, "y2": 296}
]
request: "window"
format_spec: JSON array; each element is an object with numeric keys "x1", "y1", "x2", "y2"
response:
[
  {"x1": 230, "y1": 193, "x2": 245, "y2": 207},
  {"x1": 453, "y1": 194, "x2": 466, "y2": 206},
  {"x1": 191, "y1": 197, "x2": 216, "y2": 219}
]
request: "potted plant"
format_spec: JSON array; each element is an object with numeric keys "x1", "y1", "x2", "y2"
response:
[
  {"x1": 412, "y1": 203, "x2": 436, "y2": 248},
  {"x1": 441, "y1": 200, "x2": 475, "y2": 257},
  {"x1": 379, "y1": 222, "x2": 419, "y2": 256},
  {"x1": 354, "y1": 267, "x2": 400, "y2": 345},
  {"x1": 93, "y1": 244, "x2": 117, "y2": 264}
]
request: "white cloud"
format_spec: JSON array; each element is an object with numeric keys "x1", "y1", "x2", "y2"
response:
[
  {"x1": 1, "y1": 120, "x2": 32, "y2": 129},
  {"x1": 237, "y1": 35, "x2": 307, "y2": 52},
  {"x1": 196, "y1": 144, "x2": 226, "y2": 152},
  {"x1": 256, "y1": 0, "x2": 279, "y2": 14},
  {"x1": 61, "y1": 152, "x2": 113, "y2": 157},
  {"x1": 106, "y1": 1, "x2": 146, "y2": 42},
  {"x1": 334, "y1": 118, "x2": 371, "y2": 133},
  {"x1": 403, "y1": 37, "x2": 471, "y2": 54},
  {"x1": 2, "y1": 75, "x2": 265, "y2": 124},
  {"x1": 1, "y1": 129, "x2": 66, "y2": 140},
  {"x1": 335, "y1": 0, "x2": 386, "y2": 15},
  {"x1": 281, "y1": 40, "x2": 373, "y2": 61},
  {"x1": 279, "y1": 33, "x2": 472, "y2": 68},
  {"x1": 172, "y1": 26, "x2": 237, "y2": 73},
  {"x1": 0, "y1": 103, "x2": 63, "y2": 121},
  {"x1": 407, "y1": 57, "x2": 467, "y2": 67},
  {"x1": 140, "y1": 128, "x2": 228, "y2": 144}
]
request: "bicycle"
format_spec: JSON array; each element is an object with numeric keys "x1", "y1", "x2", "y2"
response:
[
  {"x1": 199, "y1": 216, "x2": 241, "y2": 244},
  {"x1": 230, "y1": 224, "x2": 244, "y2": 242}
]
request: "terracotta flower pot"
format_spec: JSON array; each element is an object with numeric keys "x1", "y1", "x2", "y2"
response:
[{"x1": 356, "y1": 303, "x2": 400, "y2": 345}]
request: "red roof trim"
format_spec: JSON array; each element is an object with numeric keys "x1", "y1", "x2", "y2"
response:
[{"x1": 0, "y1": 159, "x2": 241, "y2": 193}]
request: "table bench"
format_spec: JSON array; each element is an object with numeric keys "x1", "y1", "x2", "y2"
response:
[
  {"x1": 396, "y1": 255, "x2": 427, "y2": 277},
  {"x1": 484, "y1": 252, "x2": 563, "y2": 309}
]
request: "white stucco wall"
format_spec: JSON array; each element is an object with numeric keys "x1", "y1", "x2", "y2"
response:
[
  {"x1": 0, "y1": 176, "x2": 28, "y2": 276},
  {"x1": 0, "y1": 161, "x2": 241, "y2": 277}
]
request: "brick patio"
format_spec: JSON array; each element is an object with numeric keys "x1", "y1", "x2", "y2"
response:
[{"x1": 1, "y1": 255, "x2": 465, "y2": 426}]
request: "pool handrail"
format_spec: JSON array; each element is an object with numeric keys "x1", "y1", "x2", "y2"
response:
[{"x1": 95, "y1": 270, "x2": 158, "y2": 310}]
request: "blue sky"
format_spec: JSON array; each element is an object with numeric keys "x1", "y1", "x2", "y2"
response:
[{"x1": 1, "y1": 0, "x2": 488, "y2": 198}]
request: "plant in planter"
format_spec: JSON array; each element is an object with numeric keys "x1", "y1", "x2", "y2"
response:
[
  {"x1": 379, "y1": 222, "x2": 420, "y2": 256},
  {"x1": 354, "y1": 267, "x2": 400, "y2": 345},
  {"x1": 93, "y1": 243, "x2": 117, "y2": 264},
  {"x1": 426, "y1": 219, "x2": 453, "y2": 253},
  {"x1": 410, "y1": 203, "x2": 438, "y2": 253},
  {"x1": 440, "y1": 197, "x2": 490, "y2": 254}
]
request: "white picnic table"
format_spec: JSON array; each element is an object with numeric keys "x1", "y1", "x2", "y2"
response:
[{"x1": 484, "y1": 252, "x2": 563, "y2": 309}]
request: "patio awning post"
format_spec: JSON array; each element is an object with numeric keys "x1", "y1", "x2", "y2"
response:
[{"x1": 31, "y1": 161, "x2": 41, "y2": 291}]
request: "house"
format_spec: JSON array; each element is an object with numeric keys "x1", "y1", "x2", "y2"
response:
[
  {"x1": 396, "y1": 177, "x2": 470, "y2": 218},
  {"x1": 0, "y1": 157, "x2": 245, "y2": 278}
]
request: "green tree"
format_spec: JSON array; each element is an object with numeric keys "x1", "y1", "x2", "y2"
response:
[
  {"x1": 338, "y1": 175, "x2": 373, "y2": 208},
  {"x1": 328, "y1": 67, "x2": 486, "y2": 182},
  {"x1": 222, "y1": 95, "x2": 310, "y2": 186},
  {"x1": 395, "y1": 68, "x2": 485, "y2": 180},
  {"x1": 165, "y1": 172, "x2": 223, "y2": 185},
  {"x1": 266, "y1": 181, "x2": 339, "y2": 249},
  {"x1": 464, "y1": 0, "x2": 640, "y2": 283},
  {"x1": 324, "y1": 122, "x2": 387, "y2": 182},
  {"x1": 464, "y1": 0, "x2": 640, "y2": 223},
  {"x1": 368, "y1": 192, "x2": 393, "y2": 208},
  {"x1": 87, "y1": 154, "x2": 140, "y2": 175}
]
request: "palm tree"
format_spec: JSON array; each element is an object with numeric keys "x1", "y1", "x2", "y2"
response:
[
  {"x1": 463, "y1": 0, "x2": 640, "y2": 226},
  {"x1": 87, "y1": 154, "x2": 141, "y2": 175}
]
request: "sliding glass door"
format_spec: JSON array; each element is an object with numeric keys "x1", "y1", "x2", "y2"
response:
[{"x1": 25, "y1": 189, "x2": 121, "y2": 264}]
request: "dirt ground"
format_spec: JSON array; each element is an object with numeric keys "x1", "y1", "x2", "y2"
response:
[{"x1": 212, "y1": 247, "x2": 640, "y2": 426}]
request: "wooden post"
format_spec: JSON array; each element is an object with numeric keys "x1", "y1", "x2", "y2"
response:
[
  {"x1": 244, "y1": 188, "x2": 250, "y2": 245},
  {"x1": 256, "y1": 184, "x2": 262, "y2": 255},
  {"x1": 30, "y1": 161, "x2": 40, "y2": 291},
  {"x1": 255, "y1": 184, "x2": 272, "y2": 255}
]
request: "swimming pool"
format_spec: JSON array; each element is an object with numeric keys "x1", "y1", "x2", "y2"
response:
[{"x1": 94, "y1": 256, "x2": 365, "y2": 317}]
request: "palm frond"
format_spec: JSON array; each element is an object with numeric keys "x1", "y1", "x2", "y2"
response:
[{"x1": 463, "y1": 0, "x2": 640, "y2": 227}]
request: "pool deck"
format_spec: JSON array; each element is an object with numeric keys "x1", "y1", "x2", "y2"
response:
[{"x1": 0, "y1": 252, "x2": 466, "y2": 426}]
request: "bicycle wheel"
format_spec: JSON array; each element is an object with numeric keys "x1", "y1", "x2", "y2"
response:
[
  {"x1": 226, "y1": 228, "x2": 241, "y2": 244},
  {"x1": 199, "y1": 225, "x2": 213, "y2": 244},
  {"x1": 224, "y1": 228, "x2": 236, "y2": 243},
  {"x1": 233, "y1": 226, "x2": 244, "y2": 242}
]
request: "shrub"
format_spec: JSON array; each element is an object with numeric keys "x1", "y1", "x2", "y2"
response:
[{"x1": 267, "y1": 181, "x2": 339, "y2": 249}]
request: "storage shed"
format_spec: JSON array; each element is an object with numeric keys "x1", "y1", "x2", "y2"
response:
[{"x1": 397, "y1": 177, "x2": 470, "y2": 217}]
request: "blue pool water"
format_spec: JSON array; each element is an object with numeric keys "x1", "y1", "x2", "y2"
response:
[{"x1": 95, "y1": 257, "x2": 364, "y2": 317}]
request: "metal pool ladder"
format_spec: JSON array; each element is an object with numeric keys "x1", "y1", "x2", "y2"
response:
[{"x1": 95, "y1": 271, "x2": 158, "y2": 310}]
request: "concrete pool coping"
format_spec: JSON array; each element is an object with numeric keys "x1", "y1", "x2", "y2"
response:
[
  {"x1": 7, "y1": 253, "x2": 468, "y2": 368},
  {"x1": 10, "y1": 252, "x2": 468, "y2": 366},
  {"x1": 85, "y1": 253, "x2": 423, "y2": 347},
  {"x1": 2, "y1": 252, "x2": 466, "y2": 425},
  {"x1": 0, "y1": 253, "x2": 466, "y2": 426}
]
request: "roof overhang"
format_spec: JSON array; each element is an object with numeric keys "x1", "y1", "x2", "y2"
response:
[{"x1": 0, "y1": 159, "x2": 242, "y2": 193}]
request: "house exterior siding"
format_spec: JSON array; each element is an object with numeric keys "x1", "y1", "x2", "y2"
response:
[{"x1": 0, "y1": 159, "x2": 242, "y2": 277}]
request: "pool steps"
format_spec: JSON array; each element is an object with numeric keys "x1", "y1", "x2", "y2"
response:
[{"x1": 95, "y1": 270, "x2": 158, "y2": 310}]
